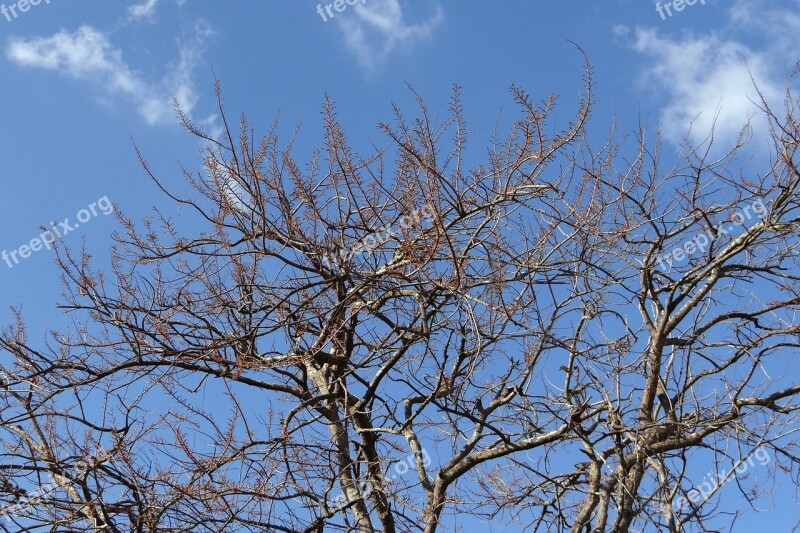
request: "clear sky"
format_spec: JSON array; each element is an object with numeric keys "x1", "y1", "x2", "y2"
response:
[{"x1": 0, "y1": 1, "x2": 798, "y2": 530}]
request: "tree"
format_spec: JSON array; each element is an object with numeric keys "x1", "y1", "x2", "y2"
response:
[{"x1": 1, "y1": 66, "x2": 799, "y2": 532}]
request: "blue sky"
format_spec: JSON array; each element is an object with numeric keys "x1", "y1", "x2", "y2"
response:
[{"x1": 1, "y1": 0, "x2": 798, "y2": 530}]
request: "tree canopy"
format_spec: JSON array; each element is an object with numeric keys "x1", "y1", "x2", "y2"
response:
[{"x1": 2, "y1": 70, "x2": 800, "y2": 532}]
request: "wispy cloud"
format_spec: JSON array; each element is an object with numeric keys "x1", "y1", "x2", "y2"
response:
[
  {"x1": 6, "y1": 22, "x2": 212, "y2": 126},
  {"x1": 127, "y1": 0, "x2": 160, "y2": 21},
  {"x1": 622, "y1": 0, "x2": 800, "y2": 146},
  {"x1": 127, "y1": 0, "x2": 186, "y2": 22},
  {"x1": 336, "y1": 0, "x2": 443, "y2": 70}
]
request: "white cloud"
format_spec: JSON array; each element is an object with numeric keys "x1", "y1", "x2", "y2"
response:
[
  {"x1": 128, "y1": 0, "x2": 160, "y2": 21},
  {"x1": 6, "y1": 23, "x2": 212, "y2": 126},
  {"x1": 624, "y1": 0, "x2": 800, "y2": 146},
  {"x1": 628, "y1": 29, "x2": 780, "y2": 145},
  {"x1": 336, "y1": 0, "x2": 443, "y2": 70},
  {"x1": 127, "y1": 0, "x2": 186, "y2": 22}
]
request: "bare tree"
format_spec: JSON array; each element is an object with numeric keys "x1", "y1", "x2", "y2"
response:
[{"x1": 1, "y1": 65, "x2": 799, "y2": 532}]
